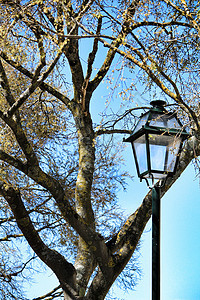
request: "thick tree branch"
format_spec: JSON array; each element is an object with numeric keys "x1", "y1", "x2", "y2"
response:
[
  {"x1": 0, "y1": 150, "x2": 26, "y2": 171},
  {"x1": 62, "y1": 4, "x2": 85, "y2": 102},
  {"x1": 0, "y1": 58, "x2": 21, "y2": 123},
  {"x1": 0, "y1": 58, "x2": 15, "y2": 106},
  {"x1": 81, "y1": 16, "x2": 102, "y2": 112},
  {"x1": 0, "y1": 111, "x2": 39, "y2": 165}
]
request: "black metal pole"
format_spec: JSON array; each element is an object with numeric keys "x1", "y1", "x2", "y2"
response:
[{"x1": 152, "y1": 186, "x2": 161, "y2": 300}]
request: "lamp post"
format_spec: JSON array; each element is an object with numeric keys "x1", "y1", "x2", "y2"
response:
[{"x1": 124, "y1": 100, "x2": 189, "y2": 300}]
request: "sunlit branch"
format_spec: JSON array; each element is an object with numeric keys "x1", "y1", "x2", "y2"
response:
[
  {"x1": 124, "y1": 38, "x2": 199, "y2": 128},
  {"x1": 37, "y1": 1, "x2": 56, "y2": 28},
  {"x1": 0, "y1": 51, "x2": 72, "y2": 108},
  {"x1": 95, "y1": 1, "x2": 194, "y2": 30},
  {"x1": 0, "y1": 215, "x2": 14, "y2": 225},
  {"x1": 95, "y1": 129, "x2": 131, "y2": 136},
  {"x1": 5, "y1": 38, "x2": 70, "y2": 117},
  {"x1": 0, "y1": 233, "x2": 24, "y2": 241},
  {"x1": 32, "y1": 38, "x2": 46, "y2": 83},
  {"x1": 131, "y1": 20, "x2": 194, "y2": 30},
  {"x1": 76, "y1": 0, "x2": 96, "y2": 21},
  {"x1": 163, "y1": 0, "x2": 200, "y2": 35}
]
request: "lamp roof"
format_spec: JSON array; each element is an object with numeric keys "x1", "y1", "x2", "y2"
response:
[
  {"x1": 150, "y1": 100, "x2": 166, "y2": 108},
  {"x1": 124, "y1": 101, "x2": 189, "y2": 143}
]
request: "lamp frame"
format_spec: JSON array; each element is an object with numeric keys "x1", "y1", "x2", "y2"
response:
[{"x1": 124, "y1": 101, "x2": 189, "y2": 182}]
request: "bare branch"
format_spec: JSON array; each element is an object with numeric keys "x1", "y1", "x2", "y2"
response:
[
  {"x1": 33, "y1": 285, "x2": 62, "y2": 300},
  {"x1": 163, "y1": 0, "x2": 200, "y2": 34},
  {"x1": 95, "y1": 129, "x2": 131, "y2": 136}
]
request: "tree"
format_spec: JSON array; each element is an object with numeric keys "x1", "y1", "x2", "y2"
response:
[{"x1": 0, "y1": 0, "x2": 199, "y2": 299}]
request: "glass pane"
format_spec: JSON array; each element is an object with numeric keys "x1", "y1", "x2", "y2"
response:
[
  {"x1": 165, "y1": 138, "x2": 181, "y2": 172},
  {"x1": 132, "y1": 135, "x2": 147, "y2": 175},
  {"x1": 133, "y1": 113, "x2": 149, "y2": 133},
  {"x1": 167, "y1": 115, "x2": 181, "y2": 129},
  {"x1": 148, "y1": 134, "x2": 181, "y2": 173},
  {"x1": 149, "y1": 113, "x2": 181, "y2": 129},
  {"x1": 150, "y1": 143, "x2": 166, "y2": 171}
]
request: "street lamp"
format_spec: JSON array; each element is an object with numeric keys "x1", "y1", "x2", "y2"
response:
[{"x1": 124, "y1": 100, "x2": 189, "y2": 300}]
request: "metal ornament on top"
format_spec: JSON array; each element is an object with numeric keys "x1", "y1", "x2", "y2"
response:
[{"x1": 124, "y1": 100, "x2": 189, "y2": 186}]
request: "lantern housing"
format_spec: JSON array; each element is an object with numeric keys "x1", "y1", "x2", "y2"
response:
[{"x1": 124, "y1": 101, "x2": 189, "y2": 182}]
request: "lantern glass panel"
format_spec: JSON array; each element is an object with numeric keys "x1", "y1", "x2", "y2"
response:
[
  {"x1": 165, "y1": 137, "x2": 182, "y2": 172},
  {"x1": 148, "y1": 134, "x2": 181, "y2": 175},
  {"x1": 132, "y1": 135, "x2": 148, "y2": 175},
  {"x1": 149, "y1": 113, "x2": 181, "y2": 129},
  {"x1": 133, "y1": 113, "x2": 149, "y2": 133}
]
